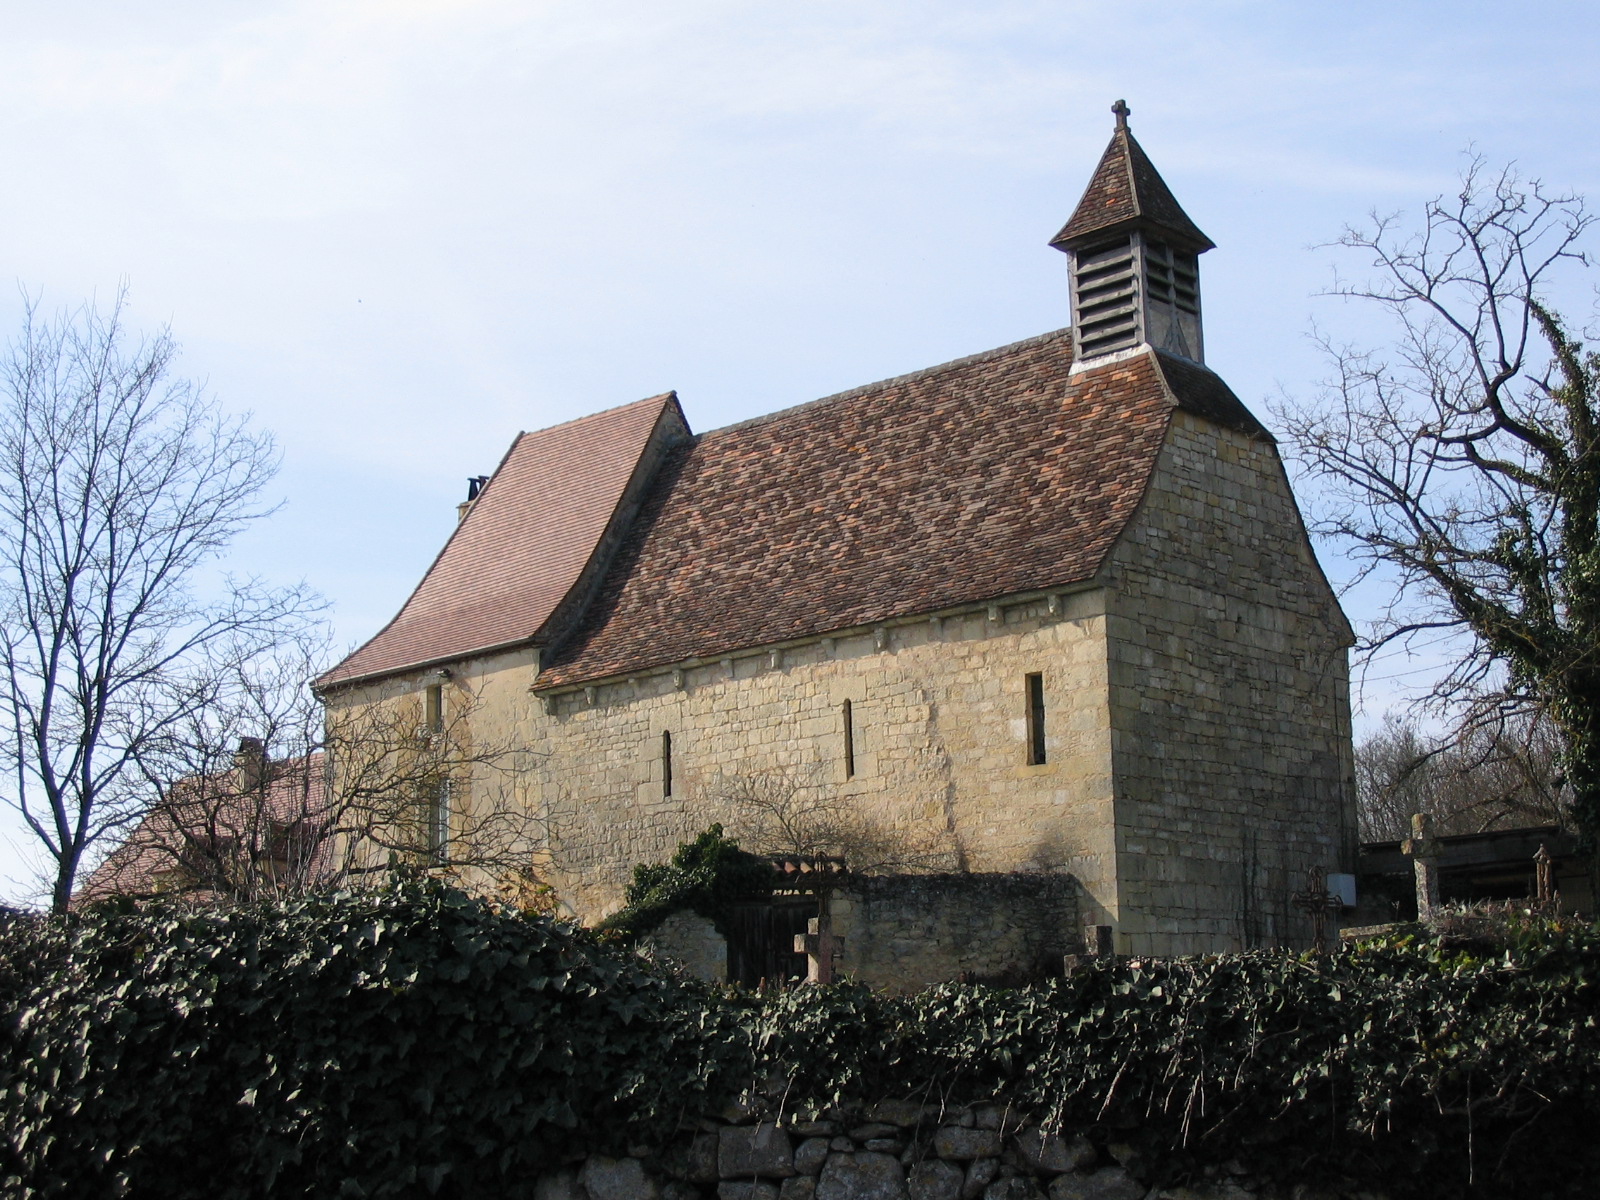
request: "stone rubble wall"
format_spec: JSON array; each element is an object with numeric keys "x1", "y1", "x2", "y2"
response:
[
  {"x1": 639, "y1": 875, "x2": 1079, "y2": 991},
  {"x1": 534, "y1": 1096, "x2": 1384, "y2": 1200},
  {"x1": 642, "y1": 910, "x2": 729, "y2": 981},
  {"x1": 830, "y1": 874, "x2": 1080, "y2": 989}
]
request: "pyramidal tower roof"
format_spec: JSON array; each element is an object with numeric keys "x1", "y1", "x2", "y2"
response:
[{"x1": 1050, "y1": 101, "x2": 1214, "y2": 252}]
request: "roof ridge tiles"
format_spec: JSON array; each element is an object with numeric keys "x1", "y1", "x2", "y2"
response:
[
  {"x1": 705, "y1": 327, "x2": 1074, "y2": 439},
  {"x1": 509, "y1": 390, "x2": 680, "y2": 440}
]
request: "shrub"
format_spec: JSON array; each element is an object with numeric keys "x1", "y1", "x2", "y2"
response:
[
  {"x1": 741, "y1": 924, "x2": 1600, "y2": 1195},
  {"x1": 4, "y1": 887, "x2": 1600, "y2": 1199},
  {"x1": 595, "y1": 825, "x2": 773, "y2": 942},
  {"x1": 0, "y1": 882, "x2": 743, "y2": 1199}
]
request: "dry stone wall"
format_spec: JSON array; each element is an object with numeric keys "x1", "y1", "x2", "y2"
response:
[
  {"x1": 1104, "y1": 412, "x2": 1356, "y2": 955},
  {"x1": 533, "y1": 1096, "x2": 1383, "y2": 1200},
  {"x1": 643, "y1": 910, "x2": 729, "y2": 981}
]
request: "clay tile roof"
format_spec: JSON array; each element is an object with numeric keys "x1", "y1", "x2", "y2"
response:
[
  {"x1": 75, "y1": 753, "x2": 328, "y2": 904},
  {"x1": 320, "y1": 393, "x2": 684, "y2": 688},
  {"x1": 1050, "y1": 127, "x2": 1214, "y2": 252},
  {"x1": 536, "y1": 334, "x2": 1264, "y2": 688}
]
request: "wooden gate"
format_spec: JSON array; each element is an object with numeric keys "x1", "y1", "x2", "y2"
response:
[{"x1": 724, "y1": 898, "x2": 816, "y2": 987}]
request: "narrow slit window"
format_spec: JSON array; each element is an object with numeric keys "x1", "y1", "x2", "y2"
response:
[
  {"x1": 842, "y1": 700, "x2": 856, "y2": 779},
  {"x1": 662, "y1": 731, "x2": 674, "y2": 798},
  {"x1": 428, "y1": 778, "x2": 451, "y2": 863},
  {"x1": 1025, "y1": 673, "x2": 1047, "y2": 765},
  {"x1": 424, "y1": 684, "x2": 443, "y2": 736}
]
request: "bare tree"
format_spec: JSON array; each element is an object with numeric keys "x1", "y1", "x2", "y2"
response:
[
  {"x1": 80, "y1": 638, "x2": 541, "y2": 904},
  {"x1": 1355, "y1": 713, "x2": 1444, "y2": 843},
  {"x1": 1356, "y1": 710, "x2": 1567, "y2": 842},
  {"x1": 710, "y1": 768, "x2": 956, "y2": 873},
  {"x1": 77, "y1": 632, "x2": 333, "y2": 903},
  {"x1": 0, "y1": 292, "x2": 318, "y2": 910},
  {"x1": 318, "y1": 679, "x2": 539, "y2": 893},
  {"x1": 1275, "y1": 160, "x2": 1600, "y2": 849}
]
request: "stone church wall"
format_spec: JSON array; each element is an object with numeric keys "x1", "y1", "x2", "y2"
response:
[
  {"x1": 1103, "y1": 411, "x2": 1357, "y2": 956},
  {"x1": 530, "y1": 593, "x2": 1116, "y2": 930},
  {"x1": 317, "y1": 644, "x2": 543, "y2": 893}
]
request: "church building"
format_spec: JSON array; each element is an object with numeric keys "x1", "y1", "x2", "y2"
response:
[{"x1": 318, "y1": 104, "x2": 1358, "y2": 974}]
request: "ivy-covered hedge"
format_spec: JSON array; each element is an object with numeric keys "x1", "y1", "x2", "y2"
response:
[
  {"x1": 0, "y1": 885, "x2": 742, "y2": 1199},
  {"x1": 749, "y1": 927, "x2": 1600, "y2": 1195},
  {"x1": 4, "y1": 885, "x2": 1600, "y2": 1198}
]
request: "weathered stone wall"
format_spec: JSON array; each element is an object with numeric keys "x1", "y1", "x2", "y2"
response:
[
  {"x1": 533, "y1": 1094, "x2": 1383, "y2": 1200},
  {"x1": 830, "y1": 874, "x2": 1080, "y2": 990},
  {"x1": 639, "y1": 877, "x2": 1080, "y2": 991},
  {"x1": 319, "y1": 646, "x2": 543, "y2": 895},
  {"x1": 531, "y1": 592, "x2": 1117, "y2": 930},
  {"x1": 1103, "y1": 411, "x2": 1356, "y2": 955},
  {"x1": 644, "y1": 910, "x2": 729, "y2": 981}
]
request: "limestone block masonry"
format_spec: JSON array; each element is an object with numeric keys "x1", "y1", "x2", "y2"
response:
[
  {"x1": 1103, "y1": 412, "x2": 1355, "y2": 954},
  {"x1": 529, "y1": 587, "x2": 1118, "y2": 930},
  {"x1": 530, "y1": 1095, "x2": 1390, "y2": 1200}
]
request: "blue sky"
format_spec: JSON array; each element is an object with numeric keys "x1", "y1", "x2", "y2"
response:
[{"x1": 2, "y1": 1, "x2": 1598, "y2": 900}]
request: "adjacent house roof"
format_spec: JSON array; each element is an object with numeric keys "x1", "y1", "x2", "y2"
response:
[
  {"x1": 1050, "y1": 124, "x2": 1214, "y2": 252},
  {"x1": 76, "y1": 752, "x2": 328, "y2": 904},
  {"x1": 536, "y1": 333, "x2": 1266, "y2": 688},
  {"x1": 321, "y1": 393, "x2": 686, "y2": 687}
]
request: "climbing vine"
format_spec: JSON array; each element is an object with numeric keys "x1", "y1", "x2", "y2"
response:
[{"x1": 594, "y1": 824, "x2": 774, "y2": 943}]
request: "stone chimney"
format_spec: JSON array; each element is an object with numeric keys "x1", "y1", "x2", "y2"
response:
[{"x1": 234, "y1": 737, "x2": 267, "y2": 793}]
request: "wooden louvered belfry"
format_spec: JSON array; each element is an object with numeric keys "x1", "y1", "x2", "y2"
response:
[{"x1": 1051, "y1": 100, "x2": 1214, "y2": 366}]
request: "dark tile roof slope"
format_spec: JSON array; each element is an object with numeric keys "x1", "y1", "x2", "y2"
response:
[
  {"x1": 1050, "y1": 127, "x2": 1214, "y2": 252},
  {"x1": 1158, "y1": 352, "x2": 1271, "y2": 440},
  {"x1": 537, "y1": 334, "x2": 1261, "y2": 688},
  {"x1": 321, "y1": 393, "x2": 681, "y2": 687}
]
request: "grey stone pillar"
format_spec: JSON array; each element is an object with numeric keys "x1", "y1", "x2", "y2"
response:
[{"x1": 1402, "y1": 812, "x2": 1442, "y2": 920}]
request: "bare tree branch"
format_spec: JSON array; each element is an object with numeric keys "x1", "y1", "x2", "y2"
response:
[
  {"x1": 709, "y1": 768, "x2": 957, "y2": 874},
  {"x1": 1277, "y1": 161, "x2": 1600, "y2": 850},
  {"x1": 80, "y1": 638, "x2": 544, "y2": 904},
  {"x1": 0, "y1": 289, "x2": 321, "y2": 909},
  {"x1": 1356, "y1": 709, "x2": 1567, "y2": 842}
]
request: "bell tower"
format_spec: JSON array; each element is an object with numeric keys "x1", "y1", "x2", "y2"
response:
[{"x1": 1050, "y1": 101, "x2": 1214, "y2": 366}]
